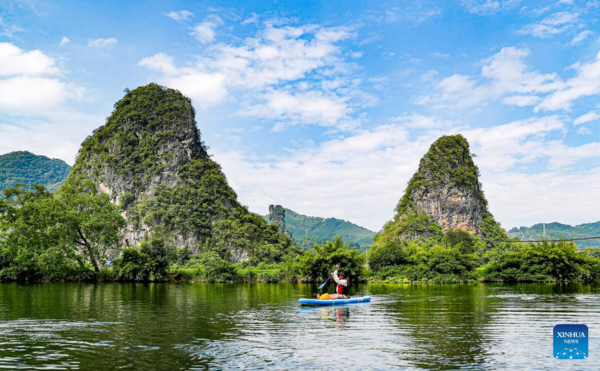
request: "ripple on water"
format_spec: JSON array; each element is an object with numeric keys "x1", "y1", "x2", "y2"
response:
[{"x1": 0, "y1": 283, "x2": 599, "y2": 370}]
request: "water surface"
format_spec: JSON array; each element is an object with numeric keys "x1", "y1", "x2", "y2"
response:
[{"x1": 0, "y1": 283, "x2": 598, "y2": 370}]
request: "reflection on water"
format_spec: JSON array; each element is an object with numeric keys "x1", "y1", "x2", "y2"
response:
[{"x1": 0, "y1": 283, "x2": 598, "y2": 370}]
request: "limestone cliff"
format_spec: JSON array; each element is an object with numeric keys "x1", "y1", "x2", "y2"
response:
[
  {"x1": 268, "y1": 205, "x2": 292, "y2": 238},
  {"x1": 398, "y1": 135, "x2": 488, "y2": 234},
  {"x1": 377, "y1": 135, "x2": 506, "y2": 243},
  {"x1": 65, "y1": 84, "x2": 291, "y2": 262}
]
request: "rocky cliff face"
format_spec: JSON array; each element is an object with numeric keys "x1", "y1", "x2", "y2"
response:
[
  {"x1": 375, "y1": 134, "x2": 506, "y2": 243},
  {"x1": 268, "y1": 205, "x2": 292, "y2": 238},
  {"x1": 65, "y1": 84, "x2": 291, "y2": 262},
  {"x1": 398, "y1": 135, "x2": 488, "y2": 234}
]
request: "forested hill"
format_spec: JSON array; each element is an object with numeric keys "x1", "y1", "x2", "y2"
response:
[
  {"x1": 0, "y1": 151, "x2": 70, "y2": 193},
  {"x1": 508, "y1": 222, "x2": 600, "y2": 249},
  {"x1": 265, "y1": 208, "x2": 375, "y2": 249}
]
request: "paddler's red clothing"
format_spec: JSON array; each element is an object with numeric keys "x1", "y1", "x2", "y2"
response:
[{"x1": 332, "y1": 270, "x2": 349, "y2": 296}]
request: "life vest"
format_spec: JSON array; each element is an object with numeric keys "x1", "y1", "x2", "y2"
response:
[{"x1": 336, "y1": 278, "x2": 349, "y2": 296}]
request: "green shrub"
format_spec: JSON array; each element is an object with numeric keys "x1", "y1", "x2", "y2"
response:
[
  {"x1": 297, "y1": 237, "x2": 365, "y2": 283},
  {"x1": 483, "y1": 239, "x2": 592, "y2": 282},
  {"x1": 368, "y1": 241, "x2": 408, "y2": 272}
]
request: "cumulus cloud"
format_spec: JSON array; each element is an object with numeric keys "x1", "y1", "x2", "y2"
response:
[
  {"x1": 165, "y1": 10, "x2": 193, "y2": 22},
  {"x1": 138, "y1": 53, "x2": 227, "y2": 107},
  {"x1": 0, "y1": 42, "x2": 95, "y2": 162},
  {"x1": 243, "y1": 90, "x2": 353, "y2": 128},
  {"x1": 88, "y1": 37, "x2": 118, "y2": 47},
  {"x1": 0, "y1": 42, "x2": 59, "y2": 76},
  {"x1": 421, "y1": 46, "x2": 600, "y2": 113},
  {"x1": 536, "y1": 51, "x2": 600, "y2": 111},
  {"x1": 419, "y1": 47, "x2": 562, "y2": 109},
  {"x1": 190, "y1": 14, "x2": 223, "y2": 44},
  {"x1": 0, "y1": 43, "x2": 83, "y2": 113},
  {"x1": 140, "y1": 20, "x2": 365, "y2": 129}
]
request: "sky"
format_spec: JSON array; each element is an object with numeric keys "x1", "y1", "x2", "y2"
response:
[{"x1": 0, "y1": 0, "x2": 600, "y2": 231}]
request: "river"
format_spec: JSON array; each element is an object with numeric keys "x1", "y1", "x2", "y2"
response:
[{"x1": 0, "y1": 283, "x2": 598, "y2": 370}]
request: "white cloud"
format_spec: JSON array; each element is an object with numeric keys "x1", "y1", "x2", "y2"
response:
[
  {"x1": 0, "y1": 77, "x2": 76, "y2": 110},
  {"x1": 502, "y1": 95, "x2": 541, "y2": 106},
  {"x1": 536, "y1": 51, "x2": 600, "y2": 111},
  {"x1": 165, "y1": 10, "x2": 193, "y2": 22},
  {"x1": 422, "y1": 47, "x2": 600, "y2": 113},
  {"x1": 243, "y1": 90, "x2": 353, "y2": 128},
  {"x1": 0, "y1": 42, "x2": 59, "y2": 76},
  {"x1": 569, "y1": 30, "x2": 593, "y2": 45},
  {"x1": 59, "y1": 37, "x2": 71, "y2": 46},
  {"x1": 519, "y1": 11, "x2": 579, "y2": 38},
  {"x1": 420, "y1": 47, "x2": 562, "y2": 109},
  {"x1": 460, "y1": 0, "x2": 519, "y2": 14},
  {"x1": 138, "y1": 54, "x2": 227, "y2": 107},
  {"x1": 0, "y1": 43, "x2": 83, "y2": 114},
  {"x1": 368, "y1": 6, "x2": 441, "y2": 24},
  {"x1": 573, "y1": 111, "x2": 600, "y2": 125},
  {"x1": 0, "y1": 16, "x2": 24, "y2": 38},
  {"x1": 88, "y1": 37, "x2": 118, "y2": 47},
  {"x1": 242, "y1": 13, "x2": 259, "y2": 25},
  {"x1": 141, "y1": 21, "x2": 364, "y2": 129},
  {"x1": 190, "y1": 14, "x2": 223, "y2": 44},
  {"x1": 577, "y1": 126, "x2": 592, "y2": 134}
]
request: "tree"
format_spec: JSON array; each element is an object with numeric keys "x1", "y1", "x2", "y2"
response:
[
  {"x1": 0, "y1": 182, "x2": 125, "y2": 281},
  {"x1": 57, "y1": 181, "x2": 126, "y2": 276},
  {"x1": 0, "y1": 184, "x2": 80, "y2": 280}
]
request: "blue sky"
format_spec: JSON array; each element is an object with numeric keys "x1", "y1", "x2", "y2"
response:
[{"x1": 1, "y1": 0, "x2": 600, "y2": 231}]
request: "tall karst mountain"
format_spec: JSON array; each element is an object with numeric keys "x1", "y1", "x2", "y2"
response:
[
  {"x1": 376, "y1": 135, "x2": 507, "y2": 244},
  {"x1": 65, "y1": 84, "x2": 291, "y2": 262}
]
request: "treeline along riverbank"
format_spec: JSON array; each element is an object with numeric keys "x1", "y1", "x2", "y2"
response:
[{"x1": 2, "y1": 85, "x2": 600, "y2": 284}]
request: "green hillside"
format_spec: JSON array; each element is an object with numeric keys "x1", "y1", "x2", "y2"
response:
[
  {"x1": 0, "y1": 151, "x2": 70, "y2": 193},
  {"x1": 265, "y1": 208, "x2": 375, "y2": 250},
  {"x1": 508, "y1": 222, "x2": 600, "y2": 249}
]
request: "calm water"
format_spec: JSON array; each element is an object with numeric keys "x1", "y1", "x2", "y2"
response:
[{"x1": 0, "y1": 283, "x2": 598, "y2": 370}]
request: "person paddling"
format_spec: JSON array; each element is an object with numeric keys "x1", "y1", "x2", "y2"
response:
[{"x1": 318, "y1": 270, "x2": 349, "y2": 300}]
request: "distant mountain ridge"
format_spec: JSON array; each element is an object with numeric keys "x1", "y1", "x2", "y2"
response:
[
  {"x1": 0, "y1": 151, "x2": 70, "y2": 193},
  {"x1": 508, "y1": 222, "x2": 600, "y2": 249},
  {"x1": 265, "y1": 207, "x2": 375, "y2": 249}
]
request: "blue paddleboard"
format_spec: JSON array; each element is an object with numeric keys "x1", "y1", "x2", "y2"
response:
[{"x1": 298, "y1": 296, "x2": 371, "y2": 306}]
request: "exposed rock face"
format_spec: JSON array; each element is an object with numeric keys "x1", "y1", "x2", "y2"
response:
[
  {"x1": 65, "y1": 84, "x2": 291, "y2": 261},
  {"x1": 268, "y1": 205, "x2": 292, "y2": 238},
  {"x1": 397, "y1": 135, "x2": 492, "y2": 235}
]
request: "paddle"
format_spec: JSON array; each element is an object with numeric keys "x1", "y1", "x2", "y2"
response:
[{"x1": 318, "y1": 276, "x2": 330, "y2": 291}]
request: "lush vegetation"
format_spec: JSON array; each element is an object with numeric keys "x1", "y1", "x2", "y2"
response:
[
  {"x1": 0, "y1": 183, "x2": 125, "y2": 281},
  {"x1": 0, "y1": 151, "x2": 70, "y2": 193},
  {"x1": 65, "y1": 84, "x2": 295, "y2": 264},
  {"x1": 509, "y1": 222, "x2": 600, "y2": 249},
  {"x1": 368, "y1": 212, "x2": 600, "y2": 283},
  {"x1": 264, "y1": 207, "x2": 375, "y2": 250},
  {"x1": 0, "y1": 182, "x2": 366, "y2": 284}
]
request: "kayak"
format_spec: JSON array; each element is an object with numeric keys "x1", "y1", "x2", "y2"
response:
[{"x1": 298, "y1": 296, "x2": 371, "y2": 306}]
